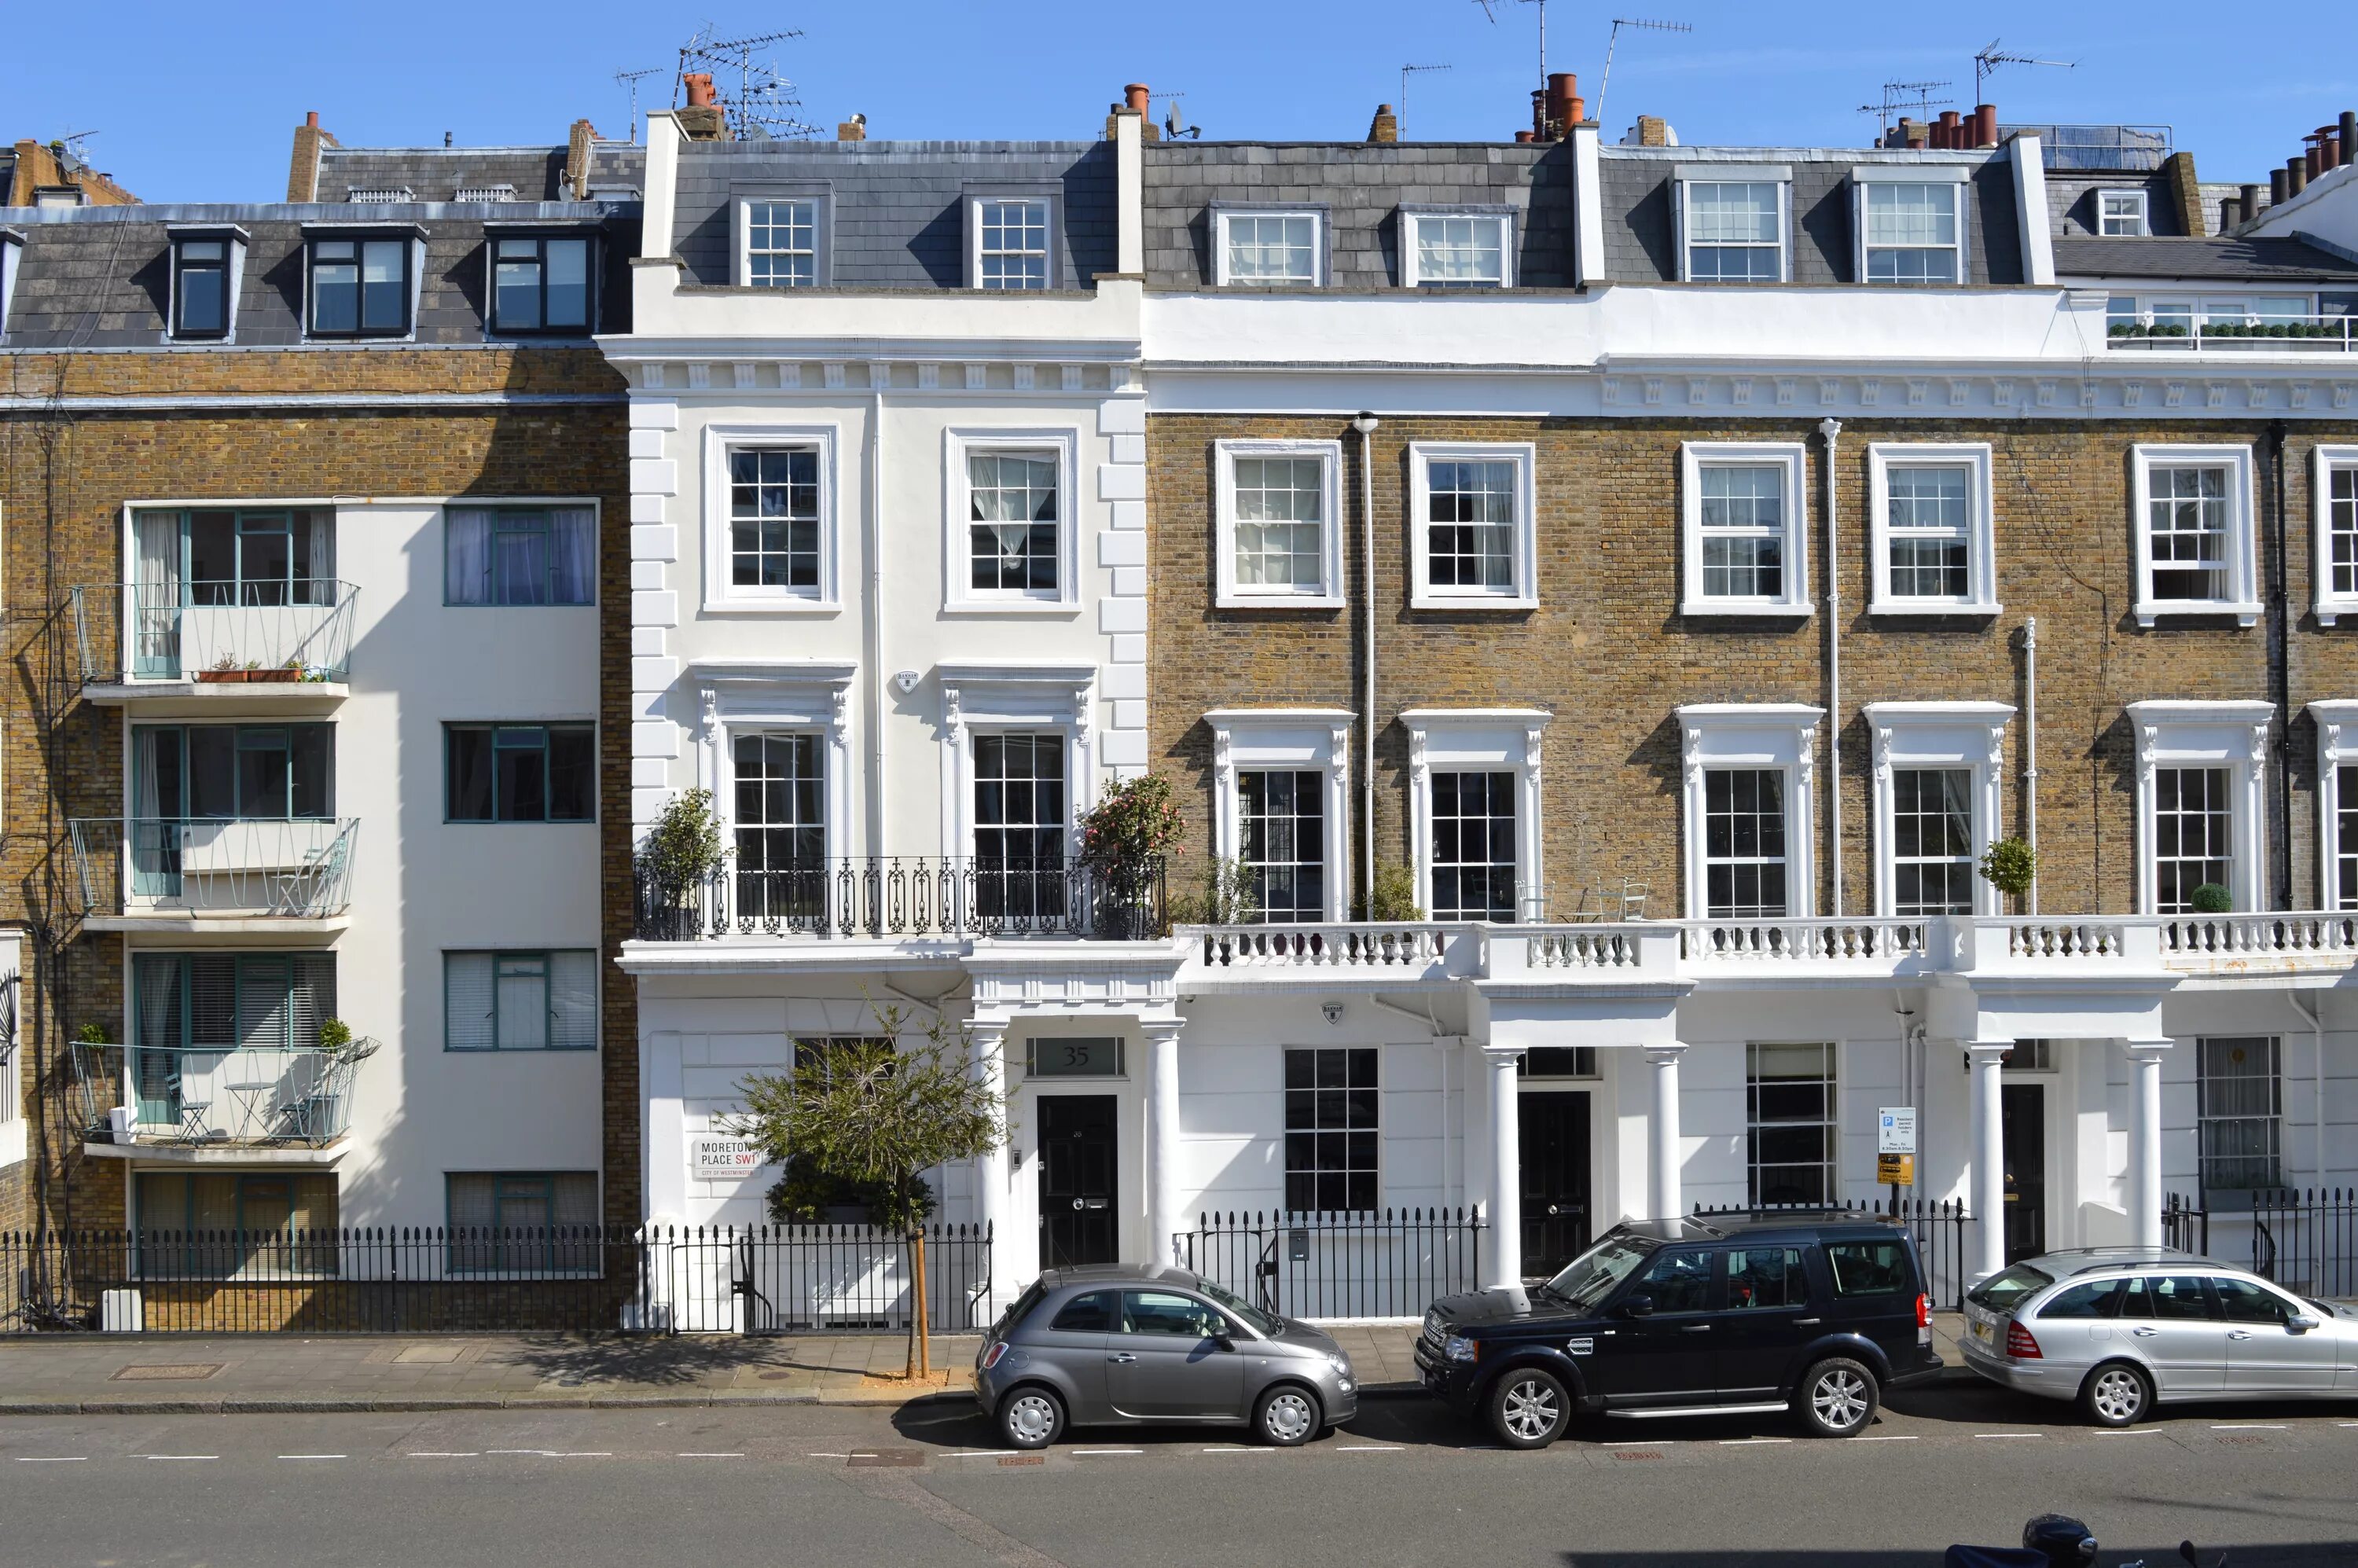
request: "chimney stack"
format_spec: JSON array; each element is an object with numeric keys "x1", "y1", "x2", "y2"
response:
[
  {"x1": 1542, "y1": 72, "x2": 1582, "y2": 138},
  {"x1": 1515, "y1": 130, "x2": 1536, "y2": 144},
  {"x1": 837, "y1": 112, "x2": 866, "y2": 141},
  {"x1": 2288, "y1": 155, "x2": 2308, "y2": 196},
  {"x1": 2241, "y1": 182, "x2": 2263, "y2": 226},
  {"x1": 2272, "y1": 167, "x2": 2290, "y2": 204},
  {"x1": 1937, "y1": 110, "x2": 1961, "y2": 149},
  {"x1": 1636, "y1": 115, "x2": 1670, "y2": 148},
  {"x1": 2319, "y1": 125, "x2": 2341, "y2": 172},
  {"x1": 678, "y1": 72, "x2": 730, "y2": 140},
  {"x1": 2344, "y1": 112, "x2": 2358, "y2": 167},
  {"x1": 286, "y1": 109, "x2": 337, "y2": 203},
  {"x1": 1974, "y1": 104, "x2": 1998, "y2": 148},
  {"x1": 1368, "y1": 103, "x2": 1398, "y2": 143}
]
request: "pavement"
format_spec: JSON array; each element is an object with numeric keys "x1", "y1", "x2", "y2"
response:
[{"x1": 0, "y1": 1313, "x2": 1971, "y2": 1416}]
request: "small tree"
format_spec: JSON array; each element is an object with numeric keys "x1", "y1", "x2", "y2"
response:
[
  {"x1": 637, "y1": 788, "x2": 728, "y2": 935},
  {"x1": 1167, "y1": 856, "x2": 1258, "y2": 925},
  {"x1": 733, "y1": 1006, "x2": 1004, "y2": 1378},
  {"x1": 2190, "y1": 883, "x2": 2233, "y2": 915},
  {"x1": 1361, "y1": 862, "x2": 1424, "y2": 922},
  {"x1": 1978, "y1": 837, "x2": 2037, "y2": 914},
  {"x1": 1075, "y1": 773, "x2": 1185, "y2": 937}
]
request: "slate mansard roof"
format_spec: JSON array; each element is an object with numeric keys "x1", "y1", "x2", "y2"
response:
[
  {"x1": 318, "y1": 144, "x2": 648, "y2": 203},
  {"x1": 2053, "y1": 234, "x2": 2358, "y2": 285},
  {"x1": 667, "y1": 139, "x2": 1117, "y2": 290},
  {"x1": 0, "y1": 203, "x2": 641, "y2": 349}
]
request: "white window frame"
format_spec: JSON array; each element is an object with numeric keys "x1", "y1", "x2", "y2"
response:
[
  {"x1": 163, "y1": 224, "x2": 248, "y2": 344},
  {"x1": 966, "y1": 194, "x2": 1059, "y2": 291},
  {"x1": 1867, "y1": 442, "x2": 1998, "y2": 615},
  {"x1": 2097, "y1": 188, "x2": 2150, "y2": 237},
  {"x1": 2312, "y1": 446, "x2": 2358, "y2": 626},
  {"x1": 1852, "y1": 167, "x2": 1971, "y2": 286},
  {"x1": 2195, "y1": 1035, "x2": 2284, "y2": 1194},
  {"x1": 943, "y1": 428, "x2": 1081, "y2": 613},
  {"x1": 936, "y1": 662, "x2": 1099, "y2": 861},
  {"x1": 0, "y1": 935, "x2": 20, "y2": 1170},
  {"x1": 689, "y1": 659, "x2": 859, "y2": 865},
  {"x1": 1675, "y1": 704, "x2": 1824, "y2": 921},
  {"x1": 2125, "y1": 699, "x2": 2272, "y2": 915},
  {"x1": 699, "y1": 423, "x2": 841, "y2": 614},
  {"x1": 1862, "y1": 701, "x2": 2011, "y2": 918},
  {"x1": 736, "y1": 193, "x2": 828, "y2": 288},
  {"x1": 1205, "y1": 708, "x2": 1355, "y2": 924},
  {"x1": 1401, "y1": 709, "x2": 1550, "y2": 924},
  {"x1": 1674, "y1": 168, "x2": 1791, "y2": 284},
  {"x1": 1214, "y1": 439, "x2": 1344, "y2": 608},
  {"x1": 1212, "y1": 207, "x2": 1327, "y2": 288},
  {"x1": 1747, "y1": 1041, "x2": 1838, "y2": 1206},
  {"x1": 1680, "y1": 442, "x2": 1811, "y2": 618},
  {"x1": 2308, "y1": 700, "x2": 2358, "y2": 910},
  {"x1": 2131, "y1": 444, "x2": 2261, "y2": 628},
  {"x1": 1400, "y1": 207, "x2": 1516, "y2": 288},
  {"x1": 1408, "y1": 441, "x2": 1538, "y2": 610}
]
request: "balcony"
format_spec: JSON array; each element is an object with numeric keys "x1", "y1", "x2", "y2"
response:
[
  {"x1": 633, "y1": 857, "x2": 1166, "y2": 943},
  {"x1": 72, "y1": 582, "x2": 357, "y2": 705},
  {"x1": 68, "y1": 1037, "x2": 375, "y2": 1162},
  {"x1": 68, "y1": 818, "x2": 358, "y2": 931},
  {"x1": 2107, "y1": 318, "x2": 2356, "y2": 354}
]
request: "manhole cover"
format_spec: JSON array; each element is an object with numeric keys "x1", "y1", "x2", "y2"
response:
[
  {"x1": 111, "y1": 1364, "x2": 222, "y2": 1382},
  {"x1": 2218, "y1": 1435, "x2": 2265, "y2": 1446},
  {"x1": 1612, "y1": 1451, "x2": 1662, "y2": 1461},
  {"x1": 847, "y1": 1449, "x2": 923, "y2": 1468},
  {"x1": 998, "y1": 1454, "x2": 1044, "y2": 1467}
]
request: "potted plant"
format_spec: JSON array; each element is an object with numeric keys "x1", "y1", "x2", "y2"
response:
[
  {"x1": 1361, "y1": 861, "x2": 1425, "y2": 922},
  {"x1": 198, "y1": 655, "x2": 244, "y2": 685},
  {"x1": 637, "y1": 788, "x2": 728, "y2": 938},
  {"x1": 2189, "y1": 883, "x2": 2233, "y2": 915},
  {"x1": 251, "y1": 656, "x2": 302, "y2": 685},
  {"x1": 1075, "y1": 773, "x2": 1182, "y2": 940},
  {"x1": 317, "y1": 1016, "x2": 354, "y2": 1054},
  {"x1": 1978, "y1": 837, "x2": 2037, "y2": 916},
  {"x1": 1166, "y1": 855, "x2": 1258, "y2": 926}
]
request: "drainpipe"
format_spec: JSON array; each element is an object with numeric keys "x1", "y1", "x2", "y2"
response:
[
  {"x1": 2022, "y1": 618, "x2": 2040, "y2": 915},
  {"x1": 1819, "y1": 418, "x2": 1843, "y2": 917},
  {"x1": 2289, "y1": 992, "x2": 2324, "y2": 1188},
  {"x1": 869, "y1": 381, "x2": 887, "y2": 858},
  {"x1": 2268, "y1": 420, "x2": 2290, "y2": 910},
  {"x1": 1353, "y1": 413, "x2": 1380, "y2": 916}
]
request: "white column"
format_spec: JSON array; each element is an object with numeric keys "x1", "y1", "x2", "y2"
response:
[
  {"x1": 1484, "y1": 1048, "x2": 1522, "y2": 1288},
  {"x1": 1142, "y1": 1019, "x2": 1185, "y2": 1267},
  {"x1": 2125, "y1": 1040, "x2": 2169, "y2": 1252},
  {"x1": 968, "y1": 1022, "x2": 1010, "y2": 1306},
  {"x1": 1647, "y1": 1045, "x2": 1686, "y2": 1221},
  {"x1": 1967, "y1": 1041, "x2": 2009, "y2": 1283}
]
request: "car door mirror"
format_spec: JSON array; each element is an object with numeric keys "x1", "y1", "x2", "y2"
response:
[
  {"x1": 2289, "y1": 1313, "x2": 2320, "y2": 1334},
  {"x1": 1213, "y1": 1333, "x2": 1236, "y2": 1352},
  {"x1": 1617, "y1": 1294, "x2": 1655, "y2": 1319}
]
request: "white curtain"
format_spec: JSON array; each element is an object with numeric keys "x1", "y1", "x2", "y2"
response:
[
  {"x1": 132, "y1": 512, "x2": 182, "y2": 676},
  {"x1": 549, "y1": 509, "x2": 595, "y2": 604},
  {"x1": 445, "y1": 508, "x2": 494, "y2": 604},
  {"x1": 307, "y1": 511, "x2": 336, "y2": 603}
]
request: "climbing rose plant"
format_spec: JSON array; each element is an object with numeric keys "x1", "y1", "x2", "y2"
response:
[{"x1": 1076, "y1": 773, "x2": 1185, "y2": 870}]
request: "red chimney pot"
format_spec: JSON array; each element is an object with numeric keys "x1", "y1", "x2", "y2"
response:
[
  {"x1": 684, "y1": 72, "x2": 718, "y2": 108},
  {"x1": 1124, "y1": 83, "x2": 1151, "y2": 115}
]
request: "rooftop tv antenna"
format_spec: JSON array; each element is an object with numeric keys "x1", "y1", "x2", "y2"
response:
[
  {"x1": 1860, "y1": 79, "x2": 1951, "y2": 141},
  {"x1": 1399, "y1": 63, "x2": 1452, "y2": 125},
  {"x1": 1974, "y1": 39, "x2": 2075, "y2": 100},
  {"x1": 1469, "y1": 0, "x2": 1497, "y2": 20},
  {"x1": 51, "y1": 129, "x2": 98, "y2": 164},
  {"x1": 1518, "y1": 0, "x2": 1550, "y2": 89},
  {"x1": 676, "y1": 24, "x2": 821, "y2": 141},
  {"x1": 1594, "y1": 18, "x2": 1691, "y2": 130},
  {"x1": 614, "y1": 67, "x2": 661, "y2": 143},
  {"x1": 1161, "y1": 90, "x2": 1201, "y2": 141}
]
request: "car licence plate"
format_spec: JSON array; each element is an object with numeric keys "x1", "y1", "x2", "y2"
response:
[{"x1": 1971, "y1": 1319, "x2": 1992, "y2": 1342}]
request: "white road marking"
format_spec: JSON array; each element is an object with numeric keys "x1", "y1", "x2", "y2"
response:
[
  {"x1": 1600, "y1": 1440, "x2": 1675, "y2": 1447},
  {"x1": 1719, "y1": 1438, "x2": 1791, "y2": 1445},
  {"x1": 2339, "y1": 1421, "x2": 2358, "y2": 1428},
  {"x1": 1973, "y1": 1432, "x2": 2044, "y2": 1439},
  {"x1": 1854, "y1": 1435, "x2": 1919, "y2": 1442},
  {"x1": 941, "y1": 1451, "x2": 1000, "y2": 1459},
  {"x1": 277, "y1": 1455, "x2": 346, "y2": 1461},
  {"x1": 15, "y1": 1456, "x2": 86, "y2": 1463},
  {"x1": 141, "y1": 1454, "x2": 217, "y2": 1461},
  {"x1": 2211, "y1": 1424, "x2": 2286, "y2": 1430},
  {"x1": 808, "y1": 1452, "x2": 855, "y2": 1459},
  {"x1": 486, "y1": 1449, "x2": 611, "y2": 1458},
  {"x1": 407, "y1": 1452, "x2": 479, "y2": 1458},
  {"x1": 2094, "y1": 1429, "x2": 2165, "y2": 1437},
  {"x1": 1071, "y1": 1449, "x2": 1144, "y2": 1456},
  {"x1": 1335, "y1": 1444, "x2": 1406, "y2": 1452},
  {"x1": 1199, "y1": 1446, "x2": 1268, "y2": 1454},
  {"x1": 678, "y1": 1452, "x2": 745, "y2": 1459}
]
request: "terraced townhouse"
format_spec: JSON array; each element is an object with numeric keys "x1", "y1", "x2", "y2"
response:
[{"x1": 620, "y1": 79, "x2": 2358, "y2": 1320}]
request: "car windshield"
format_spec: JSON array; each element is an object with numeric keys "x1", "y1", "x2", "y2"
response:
[
  {"x1": 1192, "y1": 1276, "x2": 1284, "y2": 1337},
  {"x1": 1541, "y1": 1235, "x2": 1658, "y2": 1312},
  {"x1": 1965, "y1": 1263, "x2": 2054, "y2": 1313}
]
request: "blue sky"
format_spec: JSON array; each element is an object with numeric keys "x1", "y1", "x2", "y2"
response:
[{"x1": 10, "y1": 2, "x2": 2352, "y2": 203}]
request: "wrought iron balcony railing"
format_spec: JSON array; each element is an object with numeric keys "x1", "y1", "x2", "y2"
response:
[
  {"x1": 633, "y1": 856, "x2": 1167, "y2": 942},
  {"x1": 68, "y1": 817, "x2": 359, "y2": 920},
  {"x1": 68, "y1": 1037, "x2": 376, "y2": 1148},
  {"x1": 72, "y1": 581, "x2": 358, "y2": 687}
]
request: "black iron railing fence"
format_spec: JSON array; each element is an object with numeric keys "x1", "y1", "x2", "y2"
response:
[
  {"x1": 2168, "y1": 1190, "x2": 2358, "y2": 1298},
  {"x1": 1178, "y1": 1208, "x2": 1485, "y2": 1321},
  {"x1": 1692, "y1": 1198, "x2": 1974, "y2": 1309},
  {"x1": 1, "y1": 1223, "x2": 993, "y2": 1336},
  {"x1": 634, "y1": 857, "x2": 1166, "y2": 942}
]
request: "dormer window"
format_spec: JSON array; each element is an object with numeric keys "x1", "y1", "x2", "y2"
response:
[
  {"x1": 2099, "y1": 189, "x2": 2150, "y2": 237},
  {"x1": 490, "y1": 235, "x2": 593, "y2": 332},
  {"x1": 1677, "y1": 171, "x2": 1788, "y2": 282},
  {"x1": 972, "y1": 196, "x2": 1055, "y2": 290},
  {"x1": 307, "y1": 234, "x2": 411, "y2": 338},
  {"x1": 1401, "y1": 208, "x2": 1515, "y2": 288},
  {"x1": 1854, "y1": 169, "x2": 1969, "y2": 285},
  {"x1": 170, "y1": 235, "x2": 237, "y2": 340}
]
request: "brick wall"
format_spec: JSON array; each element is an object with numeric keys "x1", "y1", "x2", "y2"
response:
[{"x1": 1147, "y1": 413, "x2": 2358, "y2": 921}]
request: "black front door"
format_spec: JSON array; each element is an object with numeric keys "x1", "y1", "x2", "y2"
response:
[
  {"x1": 2002, "y1": 1083, "x2": 2047, "y2": 1263},
  {"x1": 1040, "y1": 1095, "x2": 1118, "y2": 1269},
  {"x1": 1519, "y1": 1090, "x2": 1592, "y2": 1278}
]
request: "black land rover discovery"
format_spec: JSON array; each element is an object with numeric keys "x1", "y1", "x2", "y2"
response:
[{"x1": 1414, "y1": 1214, "x2": 1944, "y2": 1447}]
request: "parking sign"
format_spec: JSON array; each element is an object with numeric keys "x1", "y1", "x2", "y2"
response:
[{"x1": 1877, "y1": 1107, "x2": 1918, "y2": 1155}]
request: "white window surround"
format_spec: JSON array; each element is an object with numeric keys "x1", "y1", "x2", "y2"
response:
[
  {"x1": 2097, "y1": 188, "x2": 2150, "y2": 237},
  {"x1": 687, "y1": 659, "x2": 858, "y2": 864},
  {"x1": 1408, "y1": 441, "x2": 1539, "y2": 610},
  {"x1": 1401, "y1": 709, "x2": 1550, "y2": 924},
  {"x1": 2125, "y1": 699, "x2": 2272, "y2": 915},
  {"x1": 2312, "y1": 446, "x2": 2358, "y2": 626},
  {"x1": 938, "y1": 662, "x2": 1100, "y2": 860},
  {"x1": 965, "y1": 193, "x2": 1059, "y2": 290},
  {"x1": 0, "y1": 234, "x2": 22, "y2": 343},
  {"x1": 942, "y1": 427, "x2": 1082, "y2": 614},
  {"x1": 1214, "y1": 439, "x2": 1345, "y2": 608},
  {"x1": 734, "y1": 192, "x2": 829, "y2": 288},
  {"x1": 2132, "y1": 443, "x2": 2261, "y2": 629},
  {"x1": 1849, "y1": 165, "x2": 1971, "y2": 285},
  {"x1": 1398, "y1": 207, "x2": 1517, "y2": 288},
  {"x1": 1674, "y1": 167, "x2": 1791, "y2": 284},
  {"x1": 1205, "y1": 708, "x2": 1355, "y2": 924},
  {"x1": 699, "y1": 421, "x2": 842, "y2": 614},
  {"x1": 1680, "y1": 441, "x2": 1811, "y2": 618},
  {"x1": 1211, "y1": 207, "x2": 1328, "y2": 287},
  {"x1": 1675, "y1": 703, "x2": 1824, "y2": 921},
  {"x1": 1861, "y1": 701, "x2": 2012, "y2": 918},
  {"x1": 1866, "y1": 442, "x2": 1998, "y2": 615},
  {"x1": 2308, "y1": 700, "x2": 2358, "y2": 910},
  {"x1": 163, "y1": 224, "x2": 249, "y2": 344}
]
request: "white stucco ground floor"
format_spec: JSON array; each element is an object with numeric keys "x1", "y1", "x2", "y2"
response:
[{"x1": 624, "y1": 926, "x2": 2358, "y2": 1321}]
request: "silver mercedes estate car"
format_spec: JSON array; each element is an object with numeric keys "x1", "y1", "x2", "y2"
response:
[
  {"x1": 1959, "y1": 1247, "x2": 2358, "y2": 1425},
  {"x1": 971, "y1": 1264, "x2": 1359, "y2": 1449}
]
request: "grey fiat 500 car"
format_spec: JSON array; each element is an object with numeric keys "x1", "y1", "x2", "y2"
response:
[
  {"x1": 1960, "y1": 1247, "x2": 2358, "y2": 1426},
  {"x1": 972, "y1": 1265, "x2": 1359, "y2": 1449}
]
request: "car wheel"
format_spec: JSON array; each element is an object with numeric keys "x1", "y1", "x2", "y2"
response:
[
  {"x1": 1796, "y1": 1357, "x2": 1879, "y2": 1438},
  {"x1": 998, "y1": 1386, "x2": 1065, "y2": 1450},
  {"x1": 2081, "y1": 1362, "x2": 2152, "y2": 1428},
  {"x1": 1254, "y1": 1384, "x2": 1320, "y2": 1447},
  {"x1": 1488, "y1": 1367, "x2": 1570, "y2": 1449}
]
